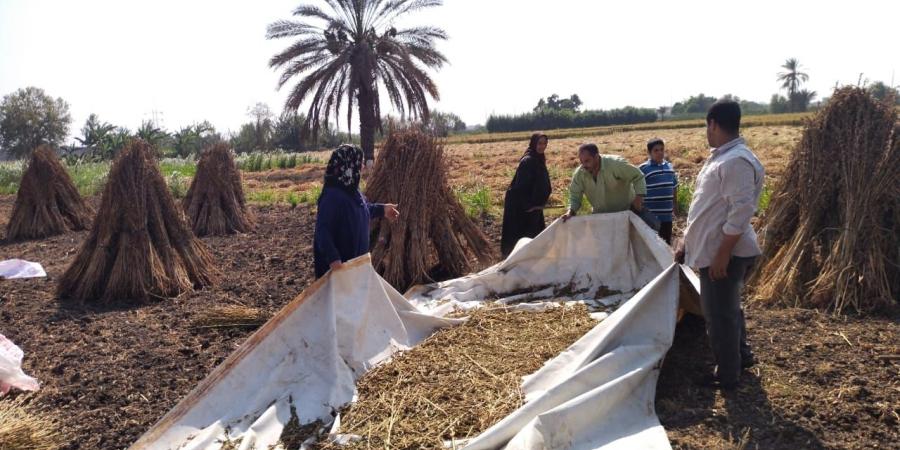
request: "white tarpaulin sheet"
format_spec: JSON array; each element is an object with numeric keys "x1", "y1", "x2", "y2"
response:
[
  {"x1": 133, "y1": 211, "x2": 686, "y2": 450},
  {"x1": 131, "y1": 256, "x2": 460, "y2": 450},
  {"x1": 0, "y1": 259, "x2": 46, "y2": 279}
]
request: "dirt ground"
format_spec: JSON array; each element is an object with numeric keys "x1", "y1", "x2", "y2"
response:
[
  {"x1": 0, "y1": 196, "x2": 317, "y2": 449},
  {"x1": 1, "y1": 174, "x2": 898, "y2": 450}
]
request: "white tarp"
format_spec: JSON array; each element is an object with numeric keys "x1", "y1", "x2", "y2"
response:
[
  {"x1": 131, "y1": 256, "x2": 460, "y2": 450},
  {"x1": 463, "y1": 265, "x2": 679, "y2": 450},
  {"x1": 407, "y1": 212, "x2": 673, "y2": 317},
  {"x1": 133, "y1": 211, "x2": 685, "y2": 450},
  {"x1": 0, "y1": 259, "x2": 46, "y2": 279}
]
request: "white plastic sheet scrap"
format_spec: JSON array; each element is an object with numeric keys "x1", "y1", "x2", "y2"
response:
[
  {"x1": 131, "y1": 255, "x2": 460, "y2": 450},
  {"x1": 0, "y1": 333, "x2": 40, "y2": 396},
  {"x1": 0, "y1": 259, "x2": 47, "y2": 279}
]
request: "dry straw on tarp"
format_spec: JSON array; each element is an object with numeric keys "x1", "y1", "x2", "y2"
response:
[
  {"x1": 4, "y1": 145, "x2": 92, "y2": 242},
  {"x1": 57, "y1": 139, "x2": 217, "y2": 304},
  {"x1": 319, "y1": 305, "x2": 596, "y2": 449},
  {"x1": 366, "y1": 126, "x2": 494, "y2": 291},
  {"x1": 0, "y1": 397, "x2": 66, "y2": 450},
  {"x1": 182, "y1": 143, "x2": 254, "y2": 236},
  {"x1": 754, "y1": 87, "x2": 899, "y2": 313}
]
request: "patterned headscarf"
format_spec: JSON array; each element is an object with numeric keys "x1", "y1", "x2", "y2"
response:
[{"x1": 324, "y1": 144, "x2": 364, "y2": 191}]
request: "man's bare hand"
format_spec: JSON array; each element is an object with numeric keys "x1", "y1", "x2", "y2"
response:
[
  {"x1": 384, "y1": 204, "x2": 400, "y2": 221},
  {"x1": 631, "y1": 195, "x2": 644, "y2": 211},
  {"x1": 674, "y1": 239, "x2": 685, "y2": 264},
  {"x1": 709, "y1": 251, "x2": 730, "y2": 280},
  {"x1": 329, "y1": 260, "x2": 344, "y2": 272}
]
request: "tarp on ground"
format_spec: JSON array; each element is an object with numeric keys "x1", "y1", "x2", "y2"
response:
[{"x1": 132, "y1": 211, "x2": 688, "y2": 450}]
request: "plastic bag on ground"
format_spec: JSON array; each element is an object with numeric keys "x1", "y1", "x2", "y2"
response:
[
  {"x1": 0, "y1": 259, "x2": 47, "y2": 279},
  {"x1": 0, "y1": 333, "x2": 40, "y2": 396}
]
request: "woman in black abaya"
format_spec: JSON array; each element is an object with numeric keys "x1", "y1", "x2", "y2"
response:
[{"x1": 500, "y1": 133, "x2": 552, "y2": 257}]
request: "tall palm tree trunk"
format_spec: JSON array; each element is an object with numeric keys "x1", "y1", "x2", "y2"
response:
[{"x1": 358, "y1": 87, "x2": 377, "y2": 162}]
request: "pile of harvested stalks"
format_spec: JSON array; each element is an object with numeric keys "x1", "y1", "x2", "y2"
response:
[
  {"x1": 320, "y1": 305, "x2": 596, "y2": 449},
  {"x1": 4, "y1": 145, "x2": 92, "y2": 242},
  {"x1": 0, "y1": 397, "x2": 66, "y2": 450},
  {"x1": 754, "y1": 87, "x2": 899, "y2": 313},
  {"x1": 192, "y1": 305, "x2": 267, "y2": 329},
  {"x1": 57, "y1": 139, "x2": 217, "y2": 304},
  {"x1": 366, "y1": 126, "x2": 494, "y2": 290},
  {"x1": 182, "y1": 142, "x2": 254, "y2": 236}
]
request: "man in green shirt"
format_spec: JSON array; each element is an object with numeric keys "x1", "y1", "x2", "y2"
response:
[{"x1": 562, "y1": 143, "x2": 647, "y2": 222}]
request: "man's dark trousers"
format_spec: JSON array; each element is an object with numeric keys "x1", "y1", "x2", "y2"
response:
[{"x1": 699, "y1": 256, "x2": 756, "y2": 385}]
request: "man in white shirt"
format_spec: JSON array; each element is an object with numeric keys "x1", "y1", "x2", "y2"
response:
[{"x1": 675, "y1": 99, "x2": 765, "y2": 390}]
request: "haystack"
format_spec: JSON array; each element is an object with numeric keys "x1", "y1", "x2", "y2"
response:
[
  {"x1": 754, "y1": 87, "x2": 899, "y2": 313},
  {"x1": 320, "y1": 305, "x2": 596, "y2": 449},
  {"x1": 366, "y1": 127, "x2": 494, "y2": 290},
  {"x1": 182, "y1": 143, "x2": 254, "y2": 236},
  {"x1": 4, "y1": 145, "x2": 92, "y2": 241},
  {"x1": 56, "y1": 139, "x2": 217, "y2": 304},
  {"x1": 0, "y1": 397, "x2": 66, "y2": 450}
]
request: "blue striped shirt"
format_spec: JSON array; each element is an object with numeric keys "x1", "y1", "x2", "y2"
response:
[{"x1": 639, "y1": 159, "x2": 678, "y2": 222}]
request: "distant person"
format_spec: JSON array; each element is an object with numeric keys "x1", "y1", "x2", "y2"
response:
[
  {"x1": 675, "y1": 100, "x2": 765, "y2": 390},
  {"x1": 313, "y1": 144, "x2": 400, "y2": 279},
  {"x1": 561, "y1": 143, "x2": 647, "y2": 222},
  {"x1": 501, "y1": 133, "x2": 552, "y2": 257},
  {"x1": 639, "y1": 138, "x2": 679, "y2": 244}
]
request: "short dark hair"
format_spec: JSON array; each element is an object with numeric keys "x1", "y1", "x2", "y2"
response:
[
  {"x1": 578, "y1": 143, "x2": 599, "y2": 156},
  {"x1": 647, "y1": 138, "x2": 665, "y2": 153},
  {"x1": 706, "y1": 100, "x2": 741, "y2": 135}
]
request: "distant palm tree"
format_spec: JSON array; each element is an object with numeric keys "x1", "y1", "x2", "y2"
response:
[
  {"x1": 790, "y1": 89, "x2": 818, "y2": 112},
  {"x1": 267, "y1": 0, "x2": 448, "y2": 161},
  {"x1": 777, "y1": 58, "x2": 809, "y2": 98}
]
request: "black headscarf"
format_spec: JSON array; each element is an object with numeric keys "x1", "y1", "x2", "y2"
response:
[
  {"x1": 323, "y1": 144, "x2": 364, "y2": 193},
  {"x1": 525, "y1": 133, "x2": 548, "y2": 163}
]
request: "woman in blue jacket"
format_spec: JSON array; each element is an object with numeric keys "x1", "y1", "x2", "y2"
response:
[{"x1": 314, "y1": 145, "x2": 399, "y2": 278}]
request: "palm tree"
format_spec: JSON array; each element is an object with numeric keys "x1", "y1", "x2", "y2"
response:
[
  {"x1": 790, "y1": 89, "x2": 818, "y2": 112},
  {"x1": 267, "y1": 0, "x2": 447, "y2": 161},
  {"x1": 76, "y1": 114, "x2": 116, "y2": 148},
  {"x1": 777, "y1": 58, "x2": 809, "y2": 98}
]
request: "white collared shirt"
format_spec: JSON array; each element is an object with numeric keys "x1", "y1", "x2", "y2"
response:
[{"x1": 684, "y1": 137, "x2": 765, "y2": 269}]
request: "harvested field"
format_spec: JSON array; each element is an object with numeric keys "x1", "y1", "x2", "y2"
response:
[
  {"x1": 0, "y1": 197, "x2": 316, "y2": 449},
  {"x1": 658, "y1": 308, "x2": 899, "y2": 450},
  {"x1": 1, "y1": 124, "x2": 896, "y2": 450},
  {"x1": 321, "y1": 305, "x2": 597, "y2": 449}
]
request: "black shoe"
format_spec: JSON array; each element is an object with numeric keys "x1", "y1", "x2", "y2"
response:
[
  {"x1": 694, "y1": 373, "x2": 739, "y2": 391},
  {"x1": 742, "y1": 354, "x2": 756, "y2": 369}
]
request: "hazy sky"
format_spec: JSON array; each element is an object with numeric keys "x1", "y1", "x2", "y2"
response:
[{"x1": 1, "y1": 0, "x2": 897, "y2": 140}]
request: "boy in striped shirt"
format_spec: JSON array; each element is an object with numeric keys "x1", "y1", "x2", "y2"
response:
[{"x1": 639, "y1": 138, "x2": 678, "y2": 244}]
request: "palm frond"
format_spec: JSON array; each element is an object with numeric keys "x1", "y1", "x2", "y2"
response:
[{"x1": 266, "y1": 20, "x2": 320, "y2": 39}]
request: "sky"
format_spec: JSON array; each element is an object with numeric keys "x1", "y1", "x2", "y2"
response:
[{"x1": 0, "y1": 0, "x2": 897, "y2": 141}]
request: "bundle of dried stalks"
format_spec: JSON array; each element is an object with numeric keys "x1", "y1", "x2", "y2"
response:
[
  {"x1": 321, "y1": 305, "x2": 596, "y2": 449},
  {"x1": 57, "y1": 139, "x2": 217, "y2": 304},
  {"x1": 754, "y1": 87, "x2": 899, "y2": 313},
  {"x1": 192, "y1": 305, "x2": 267, "y2": 329},
  {"x1": 182, "y1": 143, "x2": 254, "y2": 236},
  {"x1": 366, "y1": 127, "x2": 494, "y2": 290},
  {"x1": 0, "y1": 397, "x2": 66, "y2": 450},
  {"x1": 4, "y1": 145, "x2": 92, "y2": 241}
]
